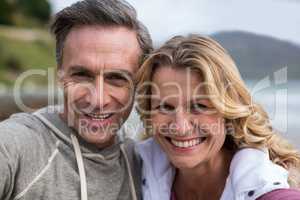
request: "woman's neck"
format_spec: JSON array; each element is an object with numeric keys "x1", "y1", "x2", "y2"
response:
[{"x1": 173, "y1": 148, "x2": 233, "y2": 200}]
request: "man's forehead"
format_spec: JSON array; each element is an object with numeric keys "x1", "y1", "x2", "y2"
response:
[
  {"x1": 63, "y1": 55, "x2": 138, "y2": 74},
  {"x1": 64, "y1": 25, "x2": 140, "y2": 53},
  {"x1": 62, "y1": 25, "x2": 141, "y2": 73}
]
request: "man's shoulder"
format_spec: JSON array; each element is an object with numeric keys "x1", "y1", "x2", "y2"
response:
[
  {"x1": 0, "y1": 110, "x2": 46, "y2": 136},
  {"x1": 0, "y1": 108, "x2": 55, "y2": 153}
]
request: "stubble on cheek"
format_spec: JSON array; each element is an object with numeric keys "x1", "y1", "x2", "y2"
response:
[{"x1": 63, "y1": 82, "x2": 90, "y2": 128}]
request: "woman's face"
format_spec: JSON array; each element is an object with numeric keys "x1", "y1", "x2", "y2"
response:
[{"x1": 150, "y1": 66, "x2": 226, "y2": 169}]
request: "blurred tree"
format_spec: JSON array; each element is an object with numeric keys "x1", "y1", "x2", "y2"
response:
[
  {"x1": 0, "y1": 0, "x2": 51, "y2": 27},
  {"x1": 18, "y1": 0, "x2": 51, "y2": 24},
  {"x1": 0, "y1": 0, "x2": 13, "y2": 25}
]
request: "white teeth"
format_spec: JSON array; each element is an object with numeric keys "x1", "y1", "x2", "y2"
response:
[
  {"x1": 184, "y1": 141, "x2": 189, "y2": 147},
  {"x1": 171, "y1": 138, "x2": 204, "y2": 148},
  {"x1": 190, "y1": 140, "x2": 194, "y2": 146},
  {"x1": 87, "y1": 113, "x2": 111, "y2": 120}
]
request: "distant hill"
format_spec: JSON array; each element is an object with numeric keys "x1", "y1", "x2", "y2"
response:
[{"x1": 211, "y1": 31, "x2": 300, "y2": 80}]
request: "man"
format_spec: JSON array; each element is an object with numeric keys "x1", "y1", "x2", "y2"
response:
[{"x1": 0, "y1": 0, "x2": 152, "y2": 199}]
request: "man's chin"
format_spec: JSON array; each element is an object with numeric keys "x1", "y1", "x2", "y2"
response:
[
  {"x1": 69, "y1": 113, "x2": 124, "y2": 148},
  {"x1": 79, "y1": 130, "x2": 116, "y2": 148},
  {"x1": 76, "y1": 112, "x2": 123, "y2": 131}
]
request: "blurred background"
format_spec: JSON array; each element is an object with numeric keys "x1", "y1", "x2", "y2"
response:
[{"x1": 0, "y1": 0, "x2": 299, "y2": 147}]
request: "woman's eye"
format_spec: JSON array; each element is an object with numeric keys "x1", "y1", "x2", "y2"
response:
[{"x1": 190, "y1": 103, "x2": 209, "y2": 113}]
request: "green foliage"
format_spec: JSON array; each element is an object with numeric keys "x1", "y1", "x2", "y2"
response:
[
  {"x1": 18, "y1": 0, "x2": 51, "y2": 23},
  {"x1": 0, "y1": 27, "x2": 56, "y2": 86},
  {"x1": 0, "y1": 1, "x2": 13, "y2": 25},
  {"x1": 0, "y1": 0, "x2": 51, "y2": 27},
  {"x1": 0, "y1": 38, "x2": 55, "y2": 69}
]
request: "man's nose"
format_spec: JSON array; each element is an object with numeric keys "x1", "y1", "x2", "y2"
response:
[
  {"x1": 87, "y1": 75, "x2": 111, "y2": 111},
  {"x1": 173, "y1": 109, "x2": 193, "y2": 136}
]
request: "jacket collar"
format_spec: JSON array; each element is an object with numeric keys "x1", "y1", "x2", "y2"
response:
[
  {"x1": 221, "y1": 148, "x2": 289, "y2": 200},
  {"x1": 137, "y1": 138, "x2": 289, "y2": 200},
  {"x1": 137, "y1": 138, "x2": 175, "y2": 200}
]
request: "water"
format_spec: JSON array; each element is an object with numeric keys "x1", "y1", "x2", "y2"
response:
[{"x1": 245, "y1": 80, "x2": 300, "y2": 148}]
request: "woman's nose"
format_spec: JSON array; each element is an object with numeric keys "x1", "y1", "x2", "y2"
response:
[{"x1": 173, "y1": 109, "x2": 193, "y2": 136}]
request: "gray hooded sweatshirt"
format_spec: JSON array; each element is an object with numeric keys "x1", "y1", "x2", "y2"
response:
[{"x1": 0, "y1": 106, "x2": 141, "y2": 200}]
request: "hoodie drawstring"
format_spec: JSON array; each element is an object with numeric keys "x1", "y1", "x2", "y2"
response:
[
  {"x1": 120, "y1": 144, "x2": 138, "y2": 200},
  {"x1": 34, "y1": 112, "x2": 88, "y2": 200},
  {"x1": 33, "y1": 110, "x2": 137, "y2": 200},
  {"x1": 70, "y1": 135, "x2": 137, "y2": 200},
  {"x1": 71, "y1": 134, "x2": 88, "y2": 200}
]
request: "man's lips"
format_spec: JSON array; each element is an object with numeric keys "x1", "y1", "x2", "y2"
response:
[
  {"x1": 77, "y1": 112, "x2": 116, "y2": 127},
  {"x1": 83, "y1": 112, "x2": 114, "y2": 120}
]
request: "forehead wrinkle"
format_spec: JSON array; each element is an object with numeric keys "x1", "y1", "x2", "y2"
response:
[
  {"x1": 63, "y1": 25, "x2": 141, "y2": 73},
  {"x1": 64, "y1": 43, "x2": 138, "y2": 75}
]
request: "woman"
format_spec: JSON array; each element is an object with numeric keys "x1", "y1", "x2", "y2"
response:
[{"x1": 135, "y1": 35, "x2": 300, "y2": 200}]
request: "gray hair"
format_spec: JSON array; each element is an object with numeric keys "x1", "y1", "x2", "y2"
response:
[{"x1": 50, "y1": 0, "x2": 153, "y2": 67}]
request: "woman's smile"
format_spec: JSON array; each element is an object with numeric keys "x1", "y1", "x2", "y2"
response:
[{"x1": 164, "y1": 135, "x2": 208, "y2": 152}]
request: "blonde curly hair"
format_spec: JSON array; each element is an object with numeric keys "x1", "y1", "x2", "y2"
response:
[{"x1": 136, "y1": 34, "x2": 300, "y2": 187}]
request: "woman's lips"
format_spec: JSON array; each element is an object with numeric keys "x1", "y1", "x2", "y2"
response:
[{"x1": 164, "y1": 135, "x2": 207, "y2": 152}]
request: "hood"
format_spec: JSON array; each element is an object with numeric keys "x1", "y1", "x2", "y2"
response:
[
  {"x1": 33, "y1": 106, "x2": 122, "y2": 162},
  {"x1": 33, "y1": 106, "x2": 138, "y2": 200}
]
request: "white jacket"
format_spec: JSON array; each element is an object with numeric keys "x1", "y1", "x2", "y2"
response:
[{"x1": 136, "y1": 138, "x2": 289, "y2": 200}]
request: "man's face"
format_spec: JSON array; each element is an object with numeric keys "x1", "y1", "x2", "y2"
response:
[{"x1": 60, "y1": 25, "x2": 141, "y2": 148}]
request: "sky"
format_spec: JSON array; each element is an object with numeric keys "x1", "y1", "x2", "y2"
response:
[{"x1": 49, "y1": 0, "x2": 300, "y2": 45}]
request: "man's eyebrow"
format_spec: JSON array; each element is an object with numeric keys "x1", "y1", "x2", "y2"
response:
[
  {"x1": 105, "y1": 69, "x2": 134, "y2": 79},
  {"x1": 67, "y1": 65, "x2": 92, "y2": 74},
  {"x1": 67, "y1": 66, "x2": 134, "y2": 78}
]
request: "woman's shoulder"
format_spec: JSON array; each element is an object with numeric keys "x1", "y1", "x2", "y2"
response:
[
  {"x1": 257, "y1": 189, "x2": 300, "y2": 200},
  {"x1": 225, "y1": 148, "x2": 290, "y2": 199}
]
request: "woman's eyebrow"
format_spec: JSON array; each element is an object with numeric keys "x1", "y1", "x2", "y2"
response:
[{"x1": 192, "y1": 95, "x2": 211, "y2": 101}]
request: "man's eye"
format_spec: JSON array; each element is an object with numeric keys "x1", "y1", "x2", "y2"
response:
[
  {"x1": 71, "y1": 71, "x2": 92, "y2": 80},
  {"x1": 105, "y1": 73, "x2": 129, "y2": 87},
  {"x1": 106, "y1": 73, "x2": 127, "y2": 80},
  {"x1": 156, "y1": 103, "x2": 175, "y2": 114}
]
